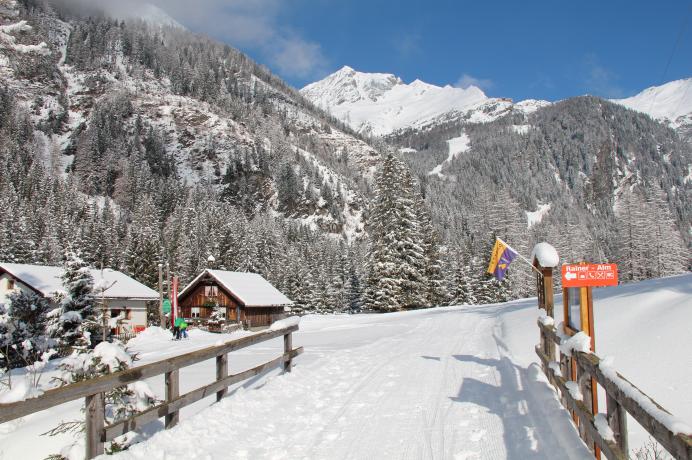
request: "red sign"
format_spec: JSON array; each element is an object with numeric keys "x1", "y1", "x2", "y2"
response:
[{"x1": 562, "y1": 263, "x2": 618, "y2": 288}]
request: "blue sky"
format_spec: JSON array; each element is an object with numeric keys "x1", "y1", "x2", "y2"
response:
[{"x1": 154, "y1": 0, "x2": 691, "y2": 101}]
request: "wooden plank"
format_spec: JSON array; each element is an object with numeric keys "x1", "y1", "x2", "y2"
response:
[
  {"x1": 103, "y1": 348, "x2": 303, "y2": 441},
  {"x1": 577, "y1": 361, "x2": 596, "y2": 453},
  {"x1": 85, "y1": 392, "x2": 104, "y2": 459},
  {"x1": 0, "y1": 325, "x2": 299, "y2": 424},
  {"x1": 216, "y1": 354, "x2": 228, "y2": 402},
  {"x1": 536, "y1": 346, "x2": 627, "y2": 460},
  {"x1": 283, "y1": 333, "x2": 293, "y2": 373},
  {"x1": 165, "y1": 369, "x2": 179, "y2": 428},
  {"x1": 575, "y1": 351, "x2": 692, "y2": 460},
  {"x1": 606, "y1": 392, "x2": 628, "y2": 455}
]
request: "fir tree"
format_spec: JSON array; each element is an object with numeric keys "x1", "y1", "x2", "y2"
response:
[{"x1": 56, "y1": 251, "x2": 97, "y2": 350}]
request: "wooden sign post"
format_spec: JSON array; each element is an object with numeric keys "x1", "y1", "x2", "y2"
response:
[{"x1": 561, "y1": 262, "x2": 618, "y2": 459}]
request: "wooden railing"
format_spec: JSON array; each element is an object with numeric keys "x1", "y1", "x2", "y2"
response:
[
  {"x1": 536, "y1": 320, "x2": 692, "y2": 460},
  {"x1": 0, "y1": 324, "x2": 302, "y2": 459}
]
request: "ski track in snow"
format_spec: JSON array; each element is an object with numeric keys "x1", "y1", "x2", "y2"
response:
[{"x1": 108, "y1": 307, "x2": 592, "y2": 460}]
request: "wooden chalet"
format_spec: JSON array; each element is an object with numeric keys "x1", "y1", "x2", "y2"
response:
[{"x1": 177, "y1": 269, "x2": 292, "y2": 328}]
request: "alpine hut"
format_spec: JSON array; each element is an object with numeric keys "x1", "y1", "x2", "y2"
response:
[
  {"x1": 177, "y1": 270, "x2": 292, "y2": 329},
  {"x1": 0, "y1": 263, "x2": 159, "y2": 334}
]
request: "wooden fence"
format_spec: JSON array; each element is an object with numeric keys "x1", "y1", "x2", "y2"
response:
[
  {"x1": 536, "y1": 320, "x2": 692, "y2": 459},
  {"x1": 0, "y1": 324, "x2": 302, "y2": 459}
]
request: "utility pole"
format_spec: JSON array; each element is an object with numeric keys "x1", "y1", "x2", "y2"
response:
[{"x1": 158, "y1": 263, "x2": 164, "y2": 328}]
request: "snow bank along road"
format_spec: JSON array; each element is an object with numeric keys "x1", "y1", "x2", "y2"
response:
[{"x1": 110, "y1": 304, "x2": 593, "y2": 460}]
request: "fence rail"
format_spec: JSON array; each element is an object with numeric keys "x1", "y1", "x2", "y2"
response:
[
  {"x1": 537, "y1": 320, "x2": 692, "y2": 460},
  {"x1": 0, "y1": 324, "x2": 302, "y2": 459}
]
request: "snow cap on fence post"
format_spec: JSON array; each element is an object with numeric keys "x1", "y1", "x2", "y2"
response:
[{"x1": 531, "y1": 242, "x2": 559, "y2": 268}]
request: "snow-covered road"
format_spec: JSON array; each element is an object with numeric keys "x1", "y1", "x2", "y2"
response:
[{"x1": 110, "y1": 306, "x2": 591, "y2": 460}]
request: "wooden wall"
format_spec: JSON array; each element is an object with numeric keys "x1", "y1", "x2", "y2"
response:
[{"x1": 178, "y1": 278, "x2": 286, "y2": 327}]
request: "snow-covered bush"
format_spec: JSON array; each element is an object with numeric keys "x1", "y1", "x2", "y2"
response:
[{"x1": 45, "y1": 341, "x2": 158, "y2": 456}]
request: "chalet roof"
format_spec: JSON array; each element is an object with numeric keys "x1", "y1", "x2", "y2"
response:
[
  {"x1": 179, "y1": 269, "x2": 293, "y2": 307},
  {"x1": 0, "y1": 263, "x2": 159, "y2": 300}
]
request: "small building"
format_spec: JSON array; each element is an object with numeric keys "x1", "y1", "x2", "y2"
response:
[
  {"x1": 177, "y1": 270, "x2": 292, "y2": 329},
  {"x1": 0, "y1": 263, "x2": 159, "y2": 334}
]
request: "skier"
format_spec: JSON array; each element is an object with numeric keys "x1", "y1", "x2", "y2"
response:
[
  {"x1": 173, "y1": 316, "x2": 184, "y2": 340},
  {"x1": 180, "y1": 319, "x2": 188, "y2": 339}
]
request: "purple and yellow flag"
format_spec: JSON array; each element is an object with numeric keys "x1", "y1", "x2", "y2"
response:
[{"x1": 487, "y1": 238, "x2": 518, "y2": 281}]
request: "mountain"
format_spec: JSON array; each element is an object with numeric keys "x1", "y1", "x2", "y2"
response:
[
  {"x1": 0, "y1": 0, "x2": 391, "y2": 314},
  {"x1": 611, "y1": 78, "x2": 692, "y2": 128},
  {"x1": 300, "y1": 66, "x2": 549, "y2": 136},
  {"x1": 611, "y1": 78, "x2": 692, "y2": 142}
]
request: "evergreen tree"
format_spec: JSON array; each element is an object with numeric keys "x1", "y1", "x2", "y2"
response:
[
  {"x1": 56, "y1": 251, "x2": 97, "y2": 350},
  {"x1": 5, "y1": 291, "x2": 52, "y2": 368}
]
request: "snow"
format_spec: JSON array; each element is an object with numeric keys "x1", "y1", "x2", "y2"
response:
[
  {"x1": 559, "y1": 331, "x2": 591, "y2": 357},
  {"x1": 0, "y1": 263, "x2": 159, "y2": 300},
  {"x1": 269, "y1": 315, "x2": 300, "y2": 331},
  {"x1": 301, "y1": 66, "x2": 489, "y2": 136},
  {"x1": 0, "y1": 379, "x2": 44, "y2": 403},
  {"x1": 302, "y1": 66, "x2": 552, "y2": 135},
  {"x1": 2, "y1": 274, "x2": 691, "y2": 458},
  {"x1": 564, "y1": 381, "x2": 583, "y2": 402},
  {"x1": 599, "y1": 356, "x2": 692, "y2": 435},
  {"x1": 594, "y1": 413, "x2": 616, "y2": 442},
  {"x1": 179, "y1": 270, "x2": 292, "y2": 307},
  {"x1": 428, "y1": 132, "x2": 470, "y2": 177},
  {"x1": 531, "y1": 242, "x2": 559, "y2": 268},
  {"x1": 548, "y1": 361, "x2": 563, "y2": 378},
  {"x1": 93, "y1": 342, "x2": 133, "y2": 372},
  {"x1": 512, "y1": 124, "x2": 532, "y2": 135},
  {"x1": 538, "y1": 313, "x2": 554, "y2": 326},
  {"x1": 611, "y1": 78, "x2": 692, "y2": 128},
  {"x1": 526, "y1": 203, "x2": 551, "y2": 228}
]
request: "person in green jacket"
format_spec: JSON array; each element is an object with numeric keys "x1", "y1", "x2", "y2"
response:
[
  {"x1": 180, "y1": 320, "x2": 188, "y2": 339},
  {"x1": 174, "y1": 316, "x2": 184, "y2": 340}
]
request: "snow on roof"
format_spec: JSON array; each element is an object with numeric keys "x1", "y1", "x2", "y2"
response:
[
  {"x1": 0, "y1": 263, "x2": 158, "y2": 300},
  {"x1": 179, "y1": 270, "x2": 293, "y2": 307},
  {"x1": 531, "y1": 243, "x2": 559, "y2": 268}
]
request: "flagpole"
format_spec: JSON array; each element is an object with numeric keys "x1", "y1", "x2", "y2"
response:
[{"x1": 497, "y1": 237, "x2": 544, "y2": 277}]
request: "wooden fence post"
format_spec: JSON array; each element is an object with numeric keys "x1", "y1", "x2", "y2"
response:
[
  {"x1": 216, "y1": 353, "x2": 228, "y2": 402},
  {"x1": 165, "y1": 370, "x2": 179, "y2": 428},
  {"x1": 607, "y1": 393, "x2": 629, "y2": 455},
  {"x1": 85, "y1": 392, "x2": 105, "y2": 459},
  {"x1": 283, "y1": 332, "x2": 292, "y2": 373},
  {"x1": 578, "y1": 362, "x2": 596, "y2": 452}
]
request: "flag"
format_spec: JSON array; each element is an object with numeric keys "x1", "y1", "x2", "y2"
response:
[{"x1": 487, "y1": 238, "x2": 518, "y2": 281}]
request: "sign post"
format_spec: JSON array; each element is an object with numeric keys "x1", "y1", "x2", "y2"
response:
[{"x1": 561, "y1": 262, "x2": 618, "y2": 459}]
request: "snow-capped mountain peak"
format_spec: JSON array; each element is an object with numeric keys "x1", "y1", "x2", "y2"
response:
[
  {"x1": 611, "y1": 78, "x2": 692, "y2": 129},
  {"x1": 301, "y1": 66, "x2": 547, "y2": 136}
]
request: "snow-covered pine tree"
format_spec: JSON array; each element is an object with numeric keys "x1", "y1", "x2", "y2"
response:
[
  {"x1": 367, "y1": 154, "x2": 430, "y2": 311},
  {"x1": 56, "y1": 251, "x2": 97, "y2": 351},
  {"x1": 5, "y1": 290, "x2": 52, "y2": 368},
  {"x1": 414, "y1": 191, "x2": 446, "y2": 307}
]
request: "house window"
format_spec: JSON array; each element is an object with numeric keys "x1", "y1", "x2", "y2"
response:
[
  {"x1": 204, "y1": 285, "x2": 218, "y2": 297},
  {"x1": 7, "y1": 279, "x2": 15, "y2": 291},
  {"x1": 191, "y1": 307, "x2": 200, "y2": 318}
]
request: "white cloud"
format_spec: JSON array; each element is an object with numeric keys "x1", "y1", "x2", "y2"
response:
[
  {"x1": 583, "y1": 54, "x2": 624, "y2": 98},
  {"x1": 455, "y1": 73, "x2": 493, "y2": 91},
  {"x1": 270, "y1": 35, "x2": 327, "y2": 79}
]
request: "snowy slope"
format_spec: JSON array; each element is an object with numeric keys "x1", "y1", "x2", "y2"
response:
[
  {"x1": 301, "y1": 66, "x2": 549, "y2": 136},
  {"x1": 611, "y1": 78, "x2": 692, "y2": 129},
  {"x1": 2, "y1": 274, "x2": 690, "y2": 459}
]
